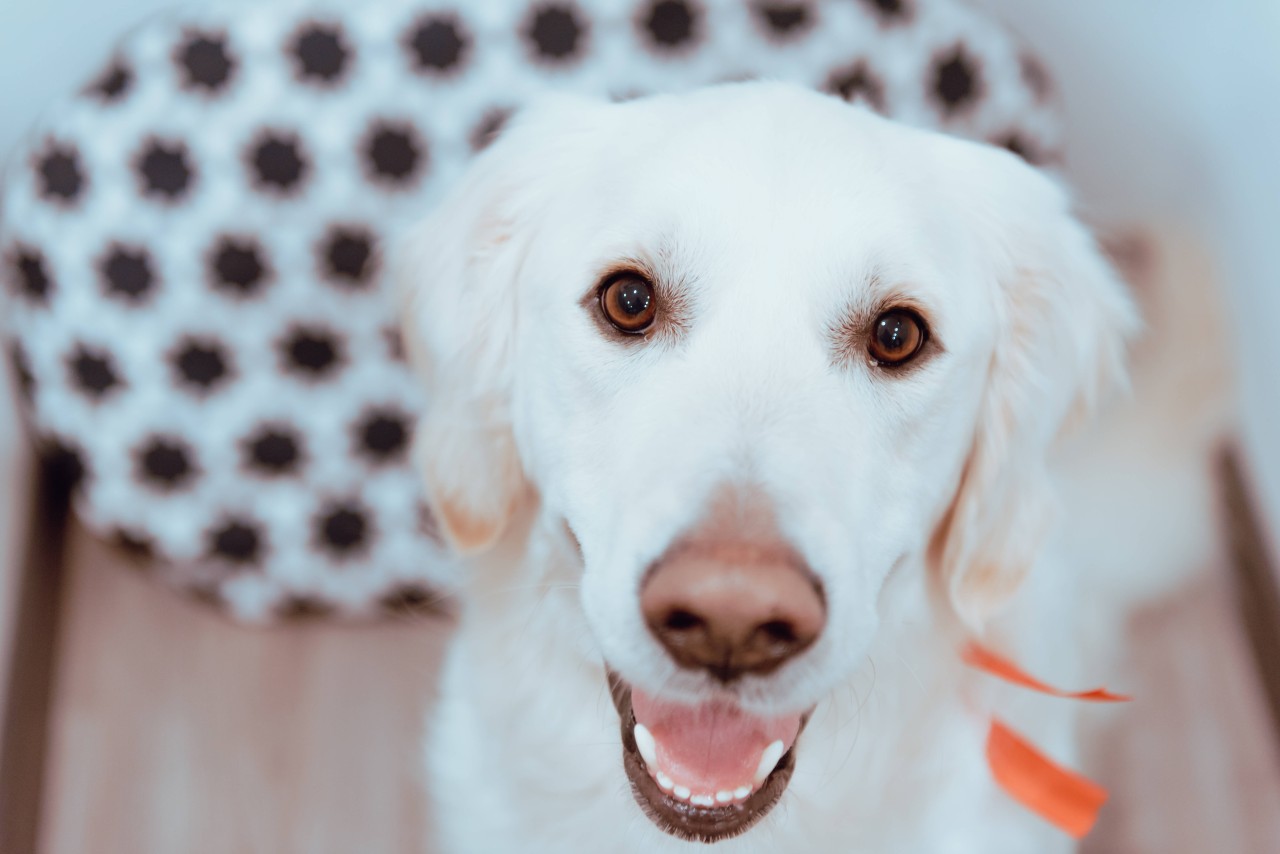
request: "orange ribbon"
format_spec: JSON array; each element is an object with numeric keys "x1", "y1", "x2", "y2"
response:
[
  {"x1": 986, "y1": 720, "x2": 1110, "y2": 839},
  {"x1": 963, "y1": 641, "x2": 1131, "y2": 840},
  {"x1": 962, "y1": 642, "x2": 1131, "y2": 703}
]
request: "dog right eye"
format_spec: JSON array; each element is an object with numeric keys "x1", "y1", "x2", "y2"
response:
[
  {"x1": 599, "y1": 274, "x2": 658, "y2": 334},
  {"x1": 867, "y1": 308, "x2": 928, "y2": 367}
]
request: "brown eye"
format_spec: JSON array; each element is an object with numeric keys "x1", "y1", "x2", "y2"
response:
[
  {"x1": 868, "y1": 308, "x2": 927, "y2": 367},
  {"x1": 599, "y1": 274, "x2": 657, "y2": 334}
]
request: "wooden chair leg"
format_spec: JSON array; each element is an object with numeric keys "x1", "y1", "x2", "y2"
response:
[
  {"x1": 1221, "y1": 447, "x2": 1280, "y2": 758},
  {"x1": 0, "y1": 454, "x2": 74, "y2": 854}
]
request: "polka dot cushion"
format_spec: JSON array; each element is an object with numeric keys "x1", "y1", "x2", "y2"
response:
[{"x1": 0, "y1": 0, "x2": 1061, "y2": 623}]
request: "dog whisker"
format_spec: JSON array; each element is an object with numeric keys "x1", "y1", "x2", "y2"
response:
[
  {"x1": 460, "y1": 580, "x2": 582, "y2": 602},
  {"x1": 887, "y1": 649, "x2": 929, "y2": 698},
  {"x1": 514, "y1": 584, "x2": 559, "y2": 643},
  {"x1": 822, "y1": 681, "x2": 865, "y2": 784}
]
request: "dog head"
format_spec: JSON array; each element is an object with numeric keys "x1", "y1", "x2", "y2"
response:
[{"x1": 397, "y1": 83, "x2": 1134, "y2": 842}]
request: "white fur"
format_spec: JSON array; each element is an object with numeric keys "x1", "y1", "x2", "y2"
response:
[{"x1": 397, "y1": 83, "x2": 1141, "y2": 853}]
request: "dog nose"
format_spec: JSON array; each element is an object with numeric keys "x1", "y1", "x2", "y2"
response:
[{"x1": 641, "y1": 547, "x2": 825, "y2": 682}]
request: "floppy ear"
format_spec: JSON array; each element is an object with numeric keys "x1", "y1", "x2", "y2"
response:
[
  {"x1": 394, "y1": 96, "x2": 606, "y2": 554},
  {"x1": 928, "y1": 149, "x2": 1139, "y2": 628}
]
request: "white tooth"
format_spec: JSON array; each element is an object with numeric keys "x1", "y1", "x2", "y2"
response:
[
  {"x1": 691, "y1": 795, "x2": 715, "y2": 807},
  {"x1": 656, "y1": 772, "x2": 675, "y2": 791},
  {"x1": 673, "y1": 785, "x2": 691, "y2": 801},
  {"x1": 716, "y1": 790, "x2": 734, "y2": 804},
  {"x1": 754, "y1": 740, "x2": 785, "y2": 784},
  {"x1": 633, "y1": 724, "x2": 658, "y2": 768},
  {"x1": 734, "y1": 786, "x2": 752, "y2": 800}
]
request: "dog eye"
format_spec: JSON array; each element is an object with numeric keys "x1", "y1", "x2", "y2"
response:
[
  {"x1": 599, "y1": 274, "x2": 657, "y2": 334},
  {"x1": 868, "y1": 308, "x2": 927, "y2": 367}
]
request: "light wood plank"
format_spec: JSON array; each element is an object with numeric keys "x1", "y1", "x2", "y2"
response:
[
  {"x1": 1083, "y1": 574, "x2": 1280, "y2": 853},
  {"x1": 39, "y1": 522, "x2": 447, "y2": 854}
]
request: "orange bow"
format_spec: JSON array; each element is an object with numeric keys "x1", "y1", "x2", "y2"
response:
[{"x1": 963, "y1": 642, "x2": 1131, "y2": 839}]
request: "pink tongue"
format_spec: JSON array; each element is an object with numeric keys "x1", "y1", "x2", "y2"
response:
[{"x1": 632, "y1": 690, "x2": 801, "y2": 794}]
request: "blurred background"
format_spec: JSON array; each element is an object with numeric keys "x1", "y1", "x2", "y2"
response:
[{"x1": 1, "y1": 0, "x2": 1278, "y2": 852}]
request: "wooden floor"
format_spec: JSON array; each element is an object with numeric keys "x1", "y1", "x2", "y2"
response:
[
  {"x1": 38, "y1": 524, "x2": 449, "y2": 854},
  {"x1": 1083, "y1": 571, "x2": 1280, "y2": 853},
  {"x1": 30, "y1": 522, "x2": 1280, "y2": 853}
]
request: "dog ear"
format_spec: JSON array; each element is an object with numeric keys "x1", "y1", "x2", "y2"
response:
[
  {"x1": 395, "y1": 96, "x2": 606, "y2": 554},
  {"x1": 928, "y1": 149, "x2": 1139, "y2": 628}
]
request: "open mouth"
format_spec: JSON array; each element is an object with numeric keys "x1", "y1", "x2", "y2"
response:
[{"x1": 609, "y1": 673, "x2": 810, "y2": 843}]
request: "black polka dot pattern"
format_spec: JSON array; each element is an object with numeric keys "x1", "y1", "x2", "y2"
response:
[
  {"x1": 277, "y1": 595, "x2": 335, "y2": 619},
  {"x1": 755, "y1": 2, "x2": 812, "y2": 39},
  {"x1": 100, "y1": 245, "x2": 155, "y2": 302},
  {"x1": 136, "y1": 139, "x2": 195, "y2": 201},
  {"x1": 826, "y1": 61, "x2": 886, "y2": 112},
  {"x1": 932, "y1": 45, "x2": 982, "y2": 115},
  {"x1": 207, "y1": 517, "x2": 265, "y2": 565},
  {"x1": 316, "y1": 501, "x2": 371, "y2": 557},
  {"x1": 859, "y1": 0, "x2": 911, "y2": 23},
  {"x1": 470, "y1": 108, "x2": 512, "y2": 151},
  {"x1": 171, "y1": 337, "x2": 232, "y2": 392},
  {"x1": 291, "y1": 23, "x2": 351, "y2": 85},
  {"x1": 136, "y1": 435, "x2": 198, "y2": 490},
  {"x1": 176, "y1": 31, "x2": 236, "y2": 93},
  {"x1": 381, "y1": 583, "x2": 448, "y2": 616},
  {"x1": 997, "y1": 132, "x2": 1042, "y2": 165},
  {"x1": 1020, "y1": 53, "x2": 1052, "y2": 101},
  {"x1": 9, "y1": 343, "x2": 35, "y2": 401},
  {"x1": 243, "y1": 423, "x2": 304, "y2": 476},
  {"x1": 280, "y1": 325, "x2": 344, "y2": 378},
  {"x1": 34, "y1": 141, "x2": 85, "y2": 204},
  {"x1": 362, "y1": 121, "x2": 425, "y2": 187},
  {"x1": 112, "y1": 528, "x2": 155, "y2": 559},
  {"x1": 89, "y1": 60, "x2": 133, "y2": 102},
  {"x1": 7, "y1": 246, "x2": 52, "y2": 304},
  {"x1": 68, "y1": 344, "x2": 122, "y2": 399},
  {"x1": 320, "y1": 225, "x2": 378, "y2": 287},
  {"x1": 641, "y1": 0, "x2": 701, "y2": 52},
  {"x1": 417, "y1": 502, "x2": 442, "y2": 542},
  {"x1": 383, "y1": 327, "x2": 407, "y2": 363},
  {"x1": 405, "y1": 14, "x2": 470, "y2": 76},
  {"x1": 248, "y1": 130, "x2": 310, "y2": 195},
  {"x1": 0, "y1": 0, "x2": 1059, "y2": 622},
  {"x1": 209, "y1": 236, "x2": 270, "y2": 297},
  {"x1": 526, "y1": 4, "x2": 587, "y2": 63},
  {"x1": 355, "y1": 406, "x2": 411, "y2": 463}
]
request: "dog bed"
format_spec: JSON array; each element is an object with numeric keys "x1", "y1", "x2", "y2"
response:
[{"x1": 0, "y1": 0, "x2": 1061, "y2": 622}]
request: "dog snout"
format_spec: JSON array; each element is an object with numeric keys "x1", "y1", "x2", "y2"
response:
[{"x1": 641, "y1": 545, "x2": 826, "y2": 682}]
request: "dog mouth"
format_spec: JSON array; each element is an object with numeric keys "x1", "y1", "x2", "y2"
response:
[{"x1": 609, "y1": 672, "x2": 810, "y2": 843}]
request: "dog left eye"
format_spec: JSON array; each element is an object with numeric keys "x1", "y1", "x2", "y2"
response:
[
  {"x1": 868, "y1": 308, "x2": 927, "y2": 367},
  {"x1": 599, "y1": 274, "x2": 657, "y2": 334}
]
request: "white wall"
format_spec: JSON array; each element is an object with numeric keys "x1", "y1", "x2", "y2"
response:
[
  {"x1": 0, "y1": 0, "x2": 196, "y2": 157},
  {"x1": 972, "y1": 0, "x2": 1280, "y2": 561}
]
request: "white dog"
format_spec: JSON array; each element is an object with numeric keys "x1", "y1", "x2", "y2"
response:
[{"x1": 396, "y1": 82, "x2": 1138, "y2": 853}]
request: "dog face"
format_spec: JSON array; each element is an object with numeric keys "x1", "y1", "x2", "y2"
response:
[{"x1": 399, "y1": 83, "x2": 1133, "y2": 842}]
